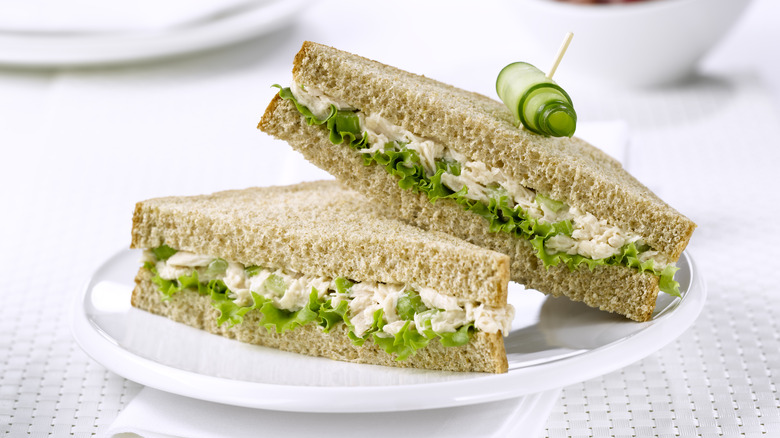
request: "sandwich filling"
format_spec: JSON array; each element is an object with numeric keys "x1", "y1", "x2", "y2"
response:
[
  {"x1": 141, "y1": 244, "x2": 514, "y2": 361},
  {"x1": 276, "y1": 83, "x2": 681, "y2": 296}
]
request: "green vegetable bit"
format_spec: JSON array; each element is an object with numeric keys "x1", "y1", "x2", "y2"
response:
[
  {"x1": 263, "y1": 274, "x2": 287, "y2": 296},
  {"x1": 151, "y1": 244, "x2": 178, "y2": 261},
  {"x1": 396, "y1": 291, "x2": 428, "y2": 321},
  {"x1": 245, "y1": 265, "x2": 263, "y2": 277},
  {"x1": 205, "y1": 258, "x2": 228, "y2": 277},
  {"x1": 496, "y1": 62, "x2": 576, "y2": 137}
]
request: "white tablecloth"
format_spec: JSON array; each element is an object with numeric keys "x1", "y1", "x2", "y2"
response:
[{"x1": 1, "y1": 1, "x2": 779, "y2": 436}]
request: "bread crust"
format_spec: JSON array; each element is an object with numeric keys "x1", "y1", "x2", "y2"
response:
[{"x1": 132, "y1": 268, "x2": 508, "y2": 373}]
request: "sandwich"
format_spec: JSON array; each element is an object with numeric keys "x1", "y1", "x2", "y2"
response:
[
  {"x1": 130, "y1": 181, "x2": 514, "y2": 373},
  {"x1": 258, "y1": 41, "x2": 696, "y2": 322}
]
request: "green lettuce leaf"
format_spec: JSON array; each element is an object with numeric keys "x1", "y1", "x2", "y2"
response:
[
  {"x1": 276, "y1": 85, "x2": 368, "y2": 149},
  {"x1": 396, "y1": 291, "x2": 428, "y2": 321},
  {"x1": 372, "y1": 320, "x2": 431, "y2": 361},
  {"x1": 436, "y1": 324, "x2": 474, "y2": 347},
  {"x1": 658, "y1": 265, "x2": 681, "y2": 298},
  {"x1": 372, "y1": 316, "x2": 474, "y2": 360},
  {"x1": 417, "y1": 314, "x2": 474, "y2": 348},
  {"x1": 536, "y1": 193, "x2": 567, "y2": 213},
  {"x1": 177, "y1": 271, "x2": 201, "y2": 292},
  {"x1": 436, "y1": 158, "x2": 461, "y2": 176},
  {"x1": 151, "y1": 244, "x2": 177, "y2": 261},
  {"x1": 209, "y1": 279, "x2": 252, "y2": 327},
  {"x1": 150, "y1": 273, "x2": 177, "y2": 300},
  {"x1": 255, "y1": 289, "x2": 322, "y2": 334},
  {"x1": 318, "y1": 299, "x2": 349, "y2": 333},
  {"x1": 146, "y1": 262, "x2": 201, "y2": 301},
  {"x1": 275, "y1": 85, "x2": 335, "y2": 125},
  {"x1": 334, "y1": 277, "x2": 354, "y2": 295},
  {"x1": 345, "y1": 308, "x2": 385, "y2": 346},
  {"x1": 327, "y1": 110, "x2": 363, "y2": 145}
]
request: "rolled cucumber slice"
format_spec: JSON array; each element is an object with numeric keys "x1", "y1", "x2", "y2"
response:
[{"x1": 496, "y1": 62, "x2": 577, "y2": 137}]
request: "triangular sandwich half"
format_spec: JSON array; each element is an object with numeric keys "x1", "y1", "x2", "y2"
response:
[
  {"x1": 258, "y1": 41, "x2": 696, "y2": 322},
  {"x1": 130, "y1": 181, "x2": 513, "y2": 373}
]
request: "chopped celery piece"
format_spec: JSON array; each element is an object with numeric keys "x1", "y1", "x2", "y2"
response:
[
  {"x1": 205, "y1": 258, "x2": 228, "y2": 277},
  {"x1": 263, "y1": 274, "x2": 287, "y2": 296}
]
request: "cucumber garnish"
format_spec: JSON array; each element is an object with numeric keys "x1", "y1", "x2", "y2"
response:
[{"x1": 496, "y1": 61, "x2": 577, "y2": 137}]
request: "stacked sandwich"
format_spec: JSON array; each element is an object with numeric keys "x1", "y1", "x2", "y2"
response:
[{"x1": 131, "y1": 41, "x2": 695, "y2": 374}]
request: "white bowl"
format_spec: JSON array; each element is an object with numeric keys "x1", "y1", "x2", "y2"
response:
[{"x1": 517, "y1": 0, "x2": 752, "y2": 88}]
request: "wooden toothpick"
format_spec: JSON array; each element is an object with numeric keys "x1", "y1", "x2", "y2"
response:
[{"x1": 547, "y1": 32, "x2": 574, "y2": 80}]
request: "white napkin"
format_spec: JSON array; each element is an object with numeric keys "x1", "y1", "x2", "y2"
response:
[
  {"x1": 106, "y1": 387, "x2": 560, "y2": 438},
  {"x1": 0, "y1": 0, "x2": 268, "y2": 34}
]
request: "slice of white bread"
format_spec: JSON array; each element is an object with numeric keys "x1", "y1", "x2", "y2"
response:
[
  {"x1": 130, "y1": 181, "x2": 510, "y2": 373},
  {"x1": 257, "y1": 41, "x2": 697, "y2": 322}
]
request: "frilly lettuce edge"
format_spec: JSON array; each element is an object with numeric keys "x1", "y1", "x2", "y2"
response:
[{"x1": 143, "y1": 261, "x2": 473, "y2": 361}]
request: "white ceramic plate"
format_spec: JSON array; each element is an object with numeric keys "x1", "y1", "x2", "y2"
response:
[
  {"x1": 71, "y1": 249, "x2": 705, "y2": 413},
  {"x1": 0, "y1": 0, "x2": 305, "y2": 67}
]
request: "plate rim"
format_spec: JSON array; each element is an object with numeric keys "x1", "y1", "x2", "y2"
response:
[
  {"x1": 70, "y1": 248, "x2": 706, "y2": 413},
  {"x1": 0, "y1": 0, "x2": 306, "y2": 67}
]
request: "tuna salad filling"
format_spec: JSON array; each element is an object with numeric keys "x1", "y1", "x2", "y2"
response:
[
  {"x1": 141, "y1": 244, "x2": 515, "y2": 361},
  {"x1": 276, "y1": 83, "x2": 681, "y2": 297}
]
